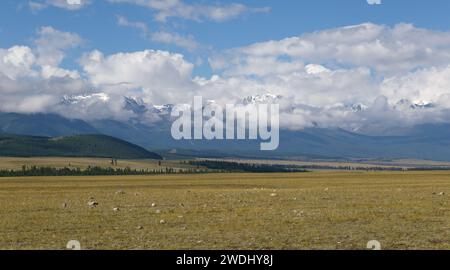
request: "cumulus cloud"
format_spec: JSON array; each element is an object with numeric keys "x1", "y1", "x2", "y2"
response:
[
  {"x1": 381, "y1": 65, "x2": 450, "y2": 106},
  {"x1": 0, "y1": 27, "x2": 86, "y2": 115},
  {"x1": 80, "y1": 49, "x2": 196, "y2": 104},
  {"x1": 205, "y1": 23, "x2": 450, "y2": 131},
  {"x1": 0, "y1": 46, "x2": 37, "y2": 80},
  {"x1": 210, "y1": 23, "x2": 450, "y2": 75},
  {"x1": 2, "y1": 23, "x2": 450, "y2": 133},
  {"x1": 108, "y1": 0, "x2": 270, "y2": 22},
  {"x1": 0, "y1": 31, "x2": 198, "y2": 122}
]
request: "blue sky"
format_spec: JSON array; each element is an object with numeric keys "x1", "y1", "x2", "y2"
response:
[{"x1": 2, "y1": 0, "x2": 450, "y2": 76}]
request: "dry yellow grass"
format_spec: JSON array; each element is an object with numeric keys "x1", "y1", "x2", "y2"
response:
[{"x1": 0, "y1": 171, "x2": 449, "y2": 250}]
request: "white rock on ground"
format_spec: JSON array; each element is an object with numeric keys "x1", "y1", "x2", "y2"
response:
[{"x1": 87, "y1": 201, "x2": 98, "y2": 207}]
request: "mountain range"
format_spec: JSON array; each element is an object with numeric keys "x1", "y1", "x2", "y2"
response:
[{"x1": 1, "y1": 110, "x2": 450, "y2": 161}]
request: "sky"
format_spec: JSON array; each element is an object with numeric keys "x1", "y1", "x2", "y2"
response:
[{"x1": 2, "y1": 0, "x2": 450, "y2": 132}]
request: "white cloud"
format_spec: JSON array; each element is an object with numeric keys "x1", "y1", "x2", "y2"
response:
[
  {"x1": 108, "y1": 0, "x2": 270, "y2": 22},
  {"x1": 41, "y1": 65, "x2": 80, "y2": 79},
  {"x1": 0, "y1": 27, "x2": 85, "y2": 115},
  {"x1": 80, "y1": 49, "x2": 196, "y2": 105},
  {"x1": 47, "y1": 0, "x2": 88, "y2": 10},
  {"x1": 117, "y1": 16, "x2": 199, "y2": 51},
  {"x1": 34, "y1": 26, "x2": 83, "y2": 67},
  {"x1": 204, "y1": 23, "x2": 450, "y2": 130},
  {"x1": 0, "y1": 46, "x2": 37, "y2": 80},
  {"x1": 117, "y1": 16, "x2": 149, "y2": 36},
  {"x1": 367, "y1": 0, "x2": 382, "y2": 5},
  {"x1": 28, "y1": 1, "x2": 47, "y2": 12},
  {"x1": 381, "y1": 65, "x2": 450, "y2": 106},
  {"x1": 211, "y1": 23, "x2": 450, "y2": 75},
  {"x1": 2, "y1": 23, "x2": 450, "y2": 132},
  {"x1": 150, "y1": 31, "x2": 199, "y2": 52},
  {"x1": 29, "y1": 0, "x2": 90, "y2": 11},
  {"x1": 305, "y1": 64, "x2": 330, "y2": 75}
]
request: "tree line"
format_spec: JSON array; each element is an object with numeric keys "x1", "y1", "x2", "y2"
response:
[
  {"x1": 0, "y1": 165, "x2": 208, "y2": 177},
  {"x1": 187, "y1": 160, "x2": 450, "y2": 172},
  {"x1": 187, "y1": 160, "x2": 309, "y2": 173}
]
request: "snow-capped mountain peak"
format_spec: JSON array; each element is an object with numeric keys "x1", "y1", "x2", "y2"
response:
[
  {"x1": 61, "y1": 93, "x2": 110, "y2": 105},
  {"x1": 394, "y1": 99, "x2": 435, "y2": 110},
  {"x1": 152, "y1": 104, "x2": 174, "y2": 115},
  {"x1": 350, "y1": 103, "x2": 369, "y2": 112},
  {"x1": 123, "y1": 96, "x2": 148, "y2": 114},
  {"x1": 242, "y1": 94, "x2": 283, "y2": 105}
]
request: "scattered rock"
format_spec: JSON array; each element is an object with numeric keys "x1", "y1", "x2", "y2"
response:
[
  {"x1": 62, "y1": 202, "x2": 67, "y2": 209},
  {"x1": 159, "y1": 219, "x2": 166, "y2": 224},
  {"x1": 116, "y1": 190, "x2": 125, "y2": 195},
  {"x1": 151, "y1": 203, "x2": 157, "y2": 207},
  {"x1": 439, "y1": 192, "x2": 445, "y2": 196},
  {"x1": 155, "y1": 209, "x2": 161, "y2": 214},
  {"x1": 136, "y1": 226, "x2": 143, "y2": 230},
  {"x1": 324, "y1": 188, "x2": 329, "y2": 192},
  {"x1": 270, "y1": 193, "x2": 277, "y2": 197},
  {"x1": 113, "y1": 207, "x2": 120, "y2": 212},
  {"x1": 87, "y1": 201, "x2": 98, "y2": 207}
]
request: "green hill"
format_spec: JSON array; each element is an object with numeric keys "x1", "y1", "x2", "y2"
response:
[{"x1": 0, "y1": 134, "x2": 162, "y2": 160}]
